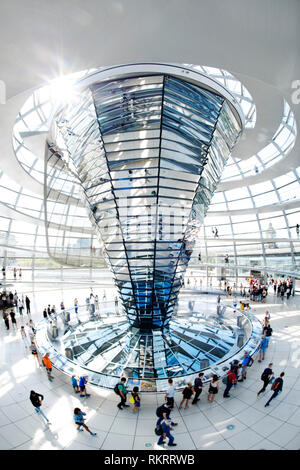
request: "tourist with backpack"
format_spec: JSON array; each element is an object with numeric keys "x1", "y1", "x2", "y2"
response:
[
  {"x1": 156, "y1": 418, "x2": 177, "y2": 447},
  {"x1": 265, "y1": 372, "x2": 284, "y2": 407},
  {"x1": 238, "y1": 351, "x2": 254, "y2": 382},
  {"x1": 114, "y1": 377, "x2": 129, "y2": 410},
  {"x1": 155, "y1": 403, "x2": 178, "y2": 428},
  {"x1": 223, "y1": 369, "x2": 237, "y2": 398},
  {"x1": 257, "y1": 363, "x2": 274, "y2": 397}
]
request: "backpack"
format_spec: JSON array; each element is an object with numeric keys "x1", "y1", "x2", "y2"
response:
[
  {"x1": 156, "y1": 405, "x2": 165, "y2": 418},
  {"x1": 114, "y1": 383, "x2": 121, "y2": 395},
  {"x1": 154, "y1": 424, "x2": 163, "y2": 436},
  {"x1": 271, "y1": 379, "x2": 280, "y2": 391},
  {"x1": 246, "y1": 355, "x2": 254, "y2": 367},
  {"x1": 261, "y1": 370, "x2": 268, "y2": 381}
]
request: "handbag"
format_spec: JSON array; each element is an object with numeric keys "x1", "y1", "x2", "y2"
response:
[{"x1": 129, "y1": 396, "x2": 135, "y2": 404}]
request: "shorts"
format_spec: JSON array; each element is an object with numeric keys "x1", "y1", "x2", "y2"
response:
[
  {"x1": 134, "y1": 401, "x2": 140, "y2": 408},
  {"x1": 80, "y1": 385, "x2": 85, "y2": 392},
  {"x1": 209, "y1": 386, "x2": 218, "y2": 394}
]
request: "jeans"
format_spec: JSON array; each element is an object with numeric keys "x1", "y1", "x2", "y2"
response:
[
  {"x1": 265, "y1": 390, "x2": 279, "y2": 406},
  {"x1": 35, "y1": 406, "x2": 49, "y2": 422},
  {"x1": 157, "y1": 423, "x2": 174, "y2": 445},
  {"x1": 223, "y1": 382, "x2": 233, "y2": 397}
]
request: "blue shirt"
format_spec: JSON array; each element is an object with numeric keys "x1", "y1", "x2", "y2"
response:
[
  {"x1": 74, "y1": 411, "x2": 84, "y2": 424},
  {"x1": 79, "y1": 377, "x2": 86, "y2": 387},
  {"x1": 72, "y1": 377, "x2": 78, "y2": 387},
  {"x1": 242, "y1": 355, "x2": 251, "y2": 366}
]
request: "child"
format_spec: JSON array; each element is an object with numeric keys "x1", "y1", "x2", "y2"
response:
[
  {"x1": 73, "y1": 408, "x2": 97, "y2": 436},
  {"x1": 179, "y1": 382, "x2": 194, "y2": 409},
  {"x1": 131, "y1": 386, "x2": 140, "y2": 412},
  {"x1": 72, "y1": 375, "x2": 79, "y2": 393}
]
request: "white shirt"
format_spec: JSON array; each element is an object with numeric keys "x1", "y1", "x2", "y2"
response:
[{"x1": 166, "y1": 385, "x2": 175, "y2": 398}]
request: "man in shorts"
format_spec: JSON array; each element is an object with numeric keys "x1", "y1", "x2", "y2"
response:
[{"x1": 79, "y1": 376, "x2": 90, "y2": 398}]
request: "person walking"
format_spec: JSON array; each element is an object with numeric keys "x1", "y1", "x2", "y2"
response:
[
  {"x1": 42, "y1": 352, "x2": 54, "y2": 381},
  {"x1": 20, "y1": 325, "x2": 29, "y2": 350},
  {"x1": 13, "y1": 267, "x2": 17, "y2": 280},
  {"x1": 18, "y1": 297, "x2": 24, "y2": 316},
  {"x1": 73, "y1": 408, "x2": 97, "y2": 436},
  {"x1": 208, "y1": 375, "x2": 219, "y2": 403},
  {"x1": 79, "y1": 376, "x2": 90, "y2": 398},
  {"x1": 157, "y1": 418, "x2": 177, "y2": 447},
  {"x1": 43, "y1": 308, "x2": 47, "y2": 320},
  {"x1": 257, "y1": 336, "x2": 268, "y2": 362},
  {"x1": 165, "y1": 378, "x2": 175, "y2": 408},
  {"x1": 30, "y1": 341, "x2": 41, "y2": 367},
  {"x1": 179, "y1": 382, "x2": 194, "y2": 409},
  {"x1": 25, "y1": 295, "x2": 31, "y2": 315},
  {"x1": 74, "y1": 298, "x2": 79, "y2": 314},
  {"x1": 3, "y1": 312, "x2": 10, "y2": 331},
  {"x1": 30, "y1": 391, "x2": 51, "y2": 425},
  {"x1": 192, "y1": 373, "x2": 204, "y2": 404},
  {"x1": 257, "y1": 363, "x2": 274, "y2": 397},
  {"x1": 223, "y1": 369, "x2": 237, "y2": 398},
  {"x1": 263, "y1": 324, "x2": 273, "y2": 348},
  {"x1": 265, "y1": 372, "x2": 284, "y2": 407},
  {"x1": 115, "y1": 377, "x2": 129, "y2": 410},
  {"x1": 9, "y1": 309, "x2": 17, "y2": 329}
]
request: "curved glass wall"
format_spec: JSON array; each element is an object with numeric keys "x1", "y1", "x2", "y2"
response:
[{"x1": 0, "y1": 62, "x2": 297, "y2": 283}]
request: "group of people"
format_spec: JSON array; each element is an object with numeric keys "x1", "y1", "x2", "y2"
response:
[
  {"x1": 1, "y1": 289, "x2": 31, "y2": 331},
  {"x1": 1, "y1": 266, "x2": 22, "y2": 279}
]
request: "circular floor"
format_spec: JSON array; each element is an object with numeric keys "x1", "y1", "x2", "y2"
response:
[{"x1": 0, "y1": 286, "x2": 299, "y2": 450}]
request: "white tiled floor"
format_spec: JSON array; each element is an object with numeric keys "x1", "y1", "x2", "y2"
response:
[{"x1": 0, "y1": 287, "x2": 299, "y2": 450}]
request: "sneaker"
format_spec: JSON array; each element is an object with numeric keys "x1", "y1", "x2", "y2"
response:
[
  {"x1": 223, "y1": 395, "x2": 230, "y2": 398},
  {"x1": 117, "y1": 405, "x2": 123, "y2": 410},
  {"x1": 265, "y1": 403, "x2": 269, "y2": 407},
  {"x1": 168, "y1": 443, "x2": 177, "y2": 447},
  {"x1": 85, "y1": 394, "x2": 91, "y2": 397},
  {"x1": 91, "y1": 433, "x2": 97, "y2": 436},
  {"x1": 123, "y1": 404, "x2": 130, "y2": 407},
  {"x1": 78, "y1": 428, "x2": 84, "y2": 432}
]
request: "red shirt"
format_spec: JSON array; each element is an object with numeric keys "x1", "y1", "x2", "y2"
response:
[{"x1": 227, "y1": 371, "x2": 236, "y2": 383}]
